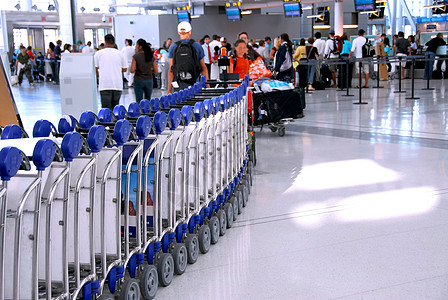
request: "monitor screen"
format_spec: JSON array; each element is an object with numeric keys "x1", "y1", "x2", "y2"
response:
[
  {"x1": 177, "y1": 11, "x2": 190, "y2": 23},
  {"x1": 226, "y1": 7, "x2": 241, "y2": 21},
  {"x1": 283, "y1": 2, "x2": 301, "y2": 17},
  {"x1": 354, "y1": 0, "x2": 375, "y2": 11}
]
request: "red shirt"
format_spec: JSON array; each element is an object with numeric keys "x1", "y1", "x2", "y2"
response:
[
  {"x1": 27, "y1": 51, "x2": 35, "y2": 60},
  {"x1": 231, "y1": 54, "x2": 249, "y2": 79}
]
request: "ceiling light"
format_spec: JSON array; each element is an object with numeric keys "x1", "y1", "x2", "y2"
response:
[
  {"x1": 313, "y1": 25, "x2": 330, "y2": 29},
  {"x1": 32, "y1": 4, "x2": 37, "y2": 11},
  {"x1": 360, "y1": 10, "x2": 378, "y2": 14},
  {"x1": 191, "y1": 15, "x2": 200, "y2": 18},
  {"x1": 48, "y1": 4, "x2": 55, "y2": 11},
  {"x1": 93, "y1": 7, "x2": 100, "y2": 12},
  {"x1": 343, "y1": 24, "x2": 359, "y2": 29},
  {"x1": 307, "y1": 14, "x2": 323, "y2": 18},
  {"x1": 423, "y1": 4, "x2": 446, "y2": 8},
  {"x1": 241, "y1": 10, "x2": 252, "y2": 15},
  {"x1": 14, "y1": 3, "x2": 20, "y2": 10},
  {"x1": 302, "y1": 6, "x2": 312, "y2": 10},
  {"x1": 375, "y1": 0, "x2": 386, "y2": 2}
]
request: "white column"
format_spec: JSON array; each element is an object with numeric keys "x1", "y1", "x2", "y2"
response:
[
  {"x1": 390, "y1": 0, "x2": 397, "y2": 36},
  {"x1": 0, "y1": 11, "x2": 7, "y2": 52},
  {"x1": 58, "y1": 0, "x2": 74, "y2": 45},
  {"x1": 426, "y1": 0, "x2": 433, "y2": 18},
  {"x1": 23, "y1": 0, "x2": 33, "y2": 11},
  {"x1": 334, "y1": 0, "x2": 344, "y2": 36},
  {"x1": 396, "y1": 0, "x2": 403, "y2": 33}
]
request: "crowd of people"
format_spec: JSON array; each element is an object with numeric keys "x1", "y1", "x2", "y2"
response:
[{"x1": 11, "y1": 22, "x2": 447, "y2": 111}]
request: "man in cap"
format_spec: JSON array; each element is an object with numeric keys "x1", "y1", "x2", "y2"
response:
[
  {"x1": 168, "y1": 21, "x2": 208, "y2": 93},
  {"x1": 220, "y1": 37, "x2": 232, "y2": 53},
  {"x1": 324, "y1": 29, "x2": 339, "y2": 87}
]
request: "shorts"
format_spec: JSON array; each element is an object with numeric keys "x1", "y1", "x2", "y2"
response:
[
  {"x1": 396, "y1": 53, "x2": 407, "y2": 66},
  {"x1": 355, "y1": 62, "x2": 370, "y2": 74}
]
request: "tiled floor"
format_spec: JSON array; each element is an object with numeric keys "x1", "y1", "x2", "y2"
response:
[{"x1": 11, "y1": 78, "x2": 448, "y2": 299}]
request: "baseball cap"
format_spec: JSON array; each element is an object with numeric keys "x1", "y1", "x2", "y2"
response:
[
  {"x1": 329, "y1": 29, "x2": 335, "y2": 35},
  {"x1": 177, "y1": 22, "x2": 192, "y2": 33},
  {"x1": 220, "y1": 37, "x2": 227, "y2": 42}
]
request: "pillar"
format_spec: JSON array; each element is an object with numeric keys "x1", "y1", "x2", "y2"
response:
[
  {"x1": 334, "y1": 0, "x2": 344, "y2": 36},
  {"x1": 58, "y1": 0, "x2": 78, "y2": 46},
  {"x1": 390, "y1": 0, "x2": 396, "y2": 37},
  {"x1": 0, "y1": 11, "x2": 7, "y2": 52},
  {"x1": 396, "y1": 0, "x2": 403, "y2": 33},
  {"x1": 23, "y1": 0, "x2": 33, "y2": 11}
]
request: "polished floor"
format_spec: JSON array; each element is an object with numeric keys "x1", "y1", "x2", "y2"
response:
[{"x1": 11, "y1": 78, "x2": 448, "y2": 299}]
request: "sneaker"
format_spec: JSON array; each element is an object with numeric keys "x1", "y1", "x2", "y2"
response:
[
  {"x1": 30, "y1": 82, "x2": 34, "y2": 86},
  {"x1": 308, "y1": 84, "x2": 315, "y2": 91}
]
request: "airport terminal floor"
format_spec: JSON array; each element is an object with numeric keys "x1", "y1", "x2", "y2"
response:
[{"x1": 13, "y1": 78, "x2": 448, "y2": 299}]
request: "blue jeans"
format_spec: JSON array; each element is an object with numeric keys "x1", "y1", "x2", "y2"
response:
[
  {"x1": 424, "y1": 51, "x2": 436, "y2": 79},
  {"x1": 307, "y1": 62, "x2": 316, "y2": 84},
  {"x1": 133, "y1": 79, "x2": 153, "y2": 103}
]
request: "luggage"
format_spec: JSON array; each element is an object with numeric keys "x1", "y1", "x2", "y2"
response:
[
  {"x1": 320, "y1": 65, "x2": 332, "y2": 87},
  {"x1": 252, "y1": 88, "x2": 305, "y2": 126}
]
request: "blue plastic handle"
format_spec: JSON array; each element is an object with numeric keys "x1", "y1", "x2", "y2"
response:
[
  {"x1": 219, "y1": 95, "x2": 227, "y2": 111},
  {"x1": 181, "y1": 105, "x2": 193, "y2": 126},
  {"x1": 113, "y1": 105, "x2": 127, "y2": 120},
  {"x1": 173, "y1": 92, "x2": 181, "y2": 104},
  {"x1": 128, "y1": 102, "x2": 141, "y2": 118},
  {"x1": 32, "y1": 120, "x2": 53, "y2": 138},
  {"x1": 168, "y1": 108, "x2": 181, "y2": 130},
  {"x1": 79, "y1": 111, "x2": 96, "y2": 129},
  {"x1": 150, "y1": 98, "x2": 160, "y2": 111},
  {"x1": 33, "y1": 139, "x2": 56, "y2": 170},
  {"x1": 160, "y1": 95, "x2": 170, "y2": 109},
  {"x1": 113, "y1": 120, "x2": 131, "y2": 145},
  {"x1": 61, "y1": 131, "x2": 82, "y2": 162},
  {"x1": 87, "y1": 125, "x2": 107, "y2": 153},
  {"x1": 168, "y1": 94, "x2": 176, "y2": 106},
  {"x1": 58, "y1": 115, "x2": 76, "y2": 134},
  {"x1": 136, "y1": 116, "x2": 152, "y2": 139},
  {"x1": 153, "y1": 111, "x2": 167, "y2": 134},
  {"x1": 0, "y1": 146, "x2": 22, "y2": 181},
  {"x1": 203, "y1": 99, "x2": 213, "y2": 118},
  {"x1": 193, "y1": 102, "x2": 205, "y2": 122},
  {"x1": 98, "y1": 108, "x2": 113, "y2": 123},
  {"x1": 140, "y1": 99, "x2": 151, "y2": 114}
]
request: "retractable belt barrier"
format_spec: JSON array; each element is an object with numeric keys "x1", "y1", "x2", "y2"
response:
[
  {"x1": 297, "y1": 55, "x2": 448, "y2": 104},
  {"x1": 0, "y1": 75, "x2": 255, "y2": 300}
]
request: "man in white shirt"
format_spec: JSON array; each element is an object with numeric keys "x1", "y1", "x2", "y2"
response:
[
  {"x1": 324, "y1": 29, "x2": 339, "y2": 87},
  {"x1": 94, "y1": 34, "x2": 128, "y2": 110},
  {"x1": 256, "y1": 40, "x2": 270, "y2": 66},
  {"x1": 121, "y1": 39, "x2": 135, "y2": 87},
  {"x1": 349, "y1": 29, "x2": 369, "y2": 88},
  {"x1": 82, "y1": 41, "x2": 94, "y2": 53},
  {"x1": 209, "y1": 34, "x2": 221, "y2": 80},
  {"x1": 202, "y1": 35, "x2": 213, "y2": 78},
  {"x1": 313, "y1": 32, "x2": 326, "y2": 83}
]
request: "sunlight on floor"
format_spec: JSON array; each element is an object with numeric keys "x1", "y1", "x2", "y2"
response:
[{"x1": 285, "y1": 159, "x2": 400, "y2": 192}]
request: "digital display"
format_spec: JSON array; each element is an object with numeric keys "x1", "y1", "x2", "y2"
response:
[
  {"x1": 177, "y1": 11, "x2": 190, "y2": 23},
  {"x1": 283, "y1": 2, "x2": 301, "y2": 17},
  {"x1": 226, "y1": 7, "x2": 241, "y2": 21},
  {"x1": 354, "y1": 0, "x2": 375, "y2": 11}
]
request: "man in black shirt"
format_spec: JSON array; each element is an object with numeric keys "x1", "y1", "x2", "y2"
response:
[
  {"x1": 53, "y1": 40, "x2": 62, "y2": 84},
  {"x1": 424, "y1": 33, "x2": 446, "y2": 79},
  {"x1": 393, "y1": 31, "x2": 411, "y2": 79}
]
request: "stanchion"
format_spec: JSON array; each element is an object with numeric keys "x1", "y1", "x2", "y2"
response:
[
  {"x1": 354, "y1": 61, "x2": 368, "y2": 105},
  {"x1": 342, "y1": 58, "x2": 354, "y2": 97},
  {"x1": 336, "y1": 60, "x2": 345, "y2": 92},
  {"x1": 422, "y1": 55, "x2": 435, "y2": 91},
  {"x1": 394, "y1": 56, "x2": 406, "y2": 94},
  {"x1": 373, "y1": 56, "x2": 384, "y2": 89},
  {"x1": 406, "y1": 56, "x2": 419, "y2": 100}
]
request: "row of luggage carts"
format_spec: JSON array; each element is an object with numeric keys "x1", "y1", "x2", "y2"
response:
[{"x1": 0, "y1": 75, "x2": 254, "y2": 300}]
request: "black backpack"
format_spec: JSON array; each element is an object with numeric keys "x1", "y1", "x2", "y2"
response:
[
  {"x1": 172, "y1": 39, "x2": 200, "y2": 84},
  {"x1": 362, "y1": 39, "x2": 374, "y2": 58}
]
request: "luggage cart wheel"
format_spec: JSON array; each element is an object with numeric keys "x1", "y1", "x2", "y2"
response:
[
  {"x1": 119, "y1": 278, "x2": 141, "y2": 300},
  {"x1": 157, "y1": 253, "x2": 174, "y2": 287},
  {"x1": 241, "y1": 184, "x2": 248, "y2": 207},
  {"x1": 97, "y1": 294, "x2": 115, "y2": 300},
  {"x1": 269, "y1": 126, "x2": 277, "y2": 133},
  {"x1": 185, "y1": 234, "x2": 199, "y2": 264},
  {"x1": 236, "y1": 190, "x2": 244, "y2": 215},
  {"x1": 278, "y1": 127, "x2": 286, "y2": 137},
  {"x1": 138, "y1": 265, "x2": 158, "y2": 300},
  {"x1": 172, "y1": 243, "x2": 188, "y2": 275},
  {"x1": 198, "y1": 224, "x2": 211, "y2": 254},
  {"x1": 217, "y1": 210, "x2": 227, "y2": 236},
  {"x1": 209, "y1": 216, "x2": 220, "y2": 244},
  {"x1": 224, "y1": 203, "x2": 234, "y2": 229},
  {"x1": 229, "y1": 196, "x2": 238, "y2": 221}
]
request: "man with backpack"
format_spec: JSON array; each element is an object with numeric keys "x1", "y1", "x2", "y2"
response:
[
  {"x1": 349, "y1": 29, "x2": 370, "y2": 88},
  {"x1": 324, "y1": 30, "x2": 341, "y2": 87},
  {"x1": 168, "y1": 22, "x2": 208, "y2": 93}
]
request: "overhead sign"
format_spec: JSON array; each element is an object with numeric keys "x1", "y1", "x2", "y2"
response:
[
  {"x1": 416, "y1": 16, "x2": 447, "y2": 23},
  {"x1": 427, "y1": 24, "x2": 437, "y2": 30}
]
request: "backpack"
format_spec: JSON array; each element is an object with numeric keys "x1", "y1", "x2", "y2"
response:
[
  {"x1": 331, "y1": 36, "x2": 343, "y2": 55},
  {"x1": 172, "y1": 39, "x2": 201, "y2": 84},
  {"x1": 362, "y1": 39, "x2": 374, "y2": 58}
]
